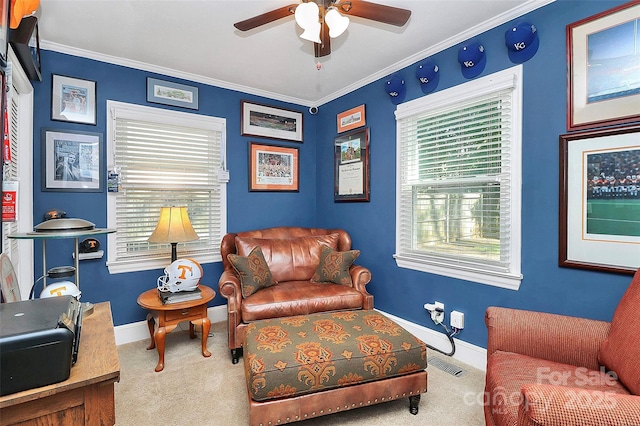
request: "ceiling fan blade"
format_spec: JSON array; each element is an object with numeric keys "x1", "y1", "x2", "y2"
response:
[
  {"x1": 234, "y1": 4, "x2": 298, "y2": 31},
  {"x1": 342, "y1": 0, "x2": 411, "y2": 27},
  {"x1": 315, "y1": 22, "x2": 331, "y2": 57}
]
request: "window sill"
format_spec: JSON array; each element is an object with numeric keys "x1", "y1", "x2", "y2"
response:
[
  {"x1": 394, "y1": 254, "x2": 522, "y2": 291},
  {"x1": 107, "y1": 253, "x2": 220, "y2": 274}
]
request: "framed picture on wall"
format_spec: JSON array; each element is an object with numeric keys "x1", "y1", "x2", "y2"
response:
[
  {"x1": 558, "y1": 123, "x2": 640, "y2": 274},
  {"x1": 337, "y1": 104, "x2": 366, "y2": 133},
  {"x1": 334, "y1": 127, "x2": 370, "y2": 202},
  {"x1": 567, "y1": 2, "x2": 640, "y2": 130},
  {"x1": 241, "y1": 101, "x2": 303, "y2": 142},
  {"x1": 146, "y1": 77, "x2": 199, "y2": 110},
  {"x1": 249, "y1": 142, "x2": 299, "y2": 192},
  {"x1": 51, "y1": 75, "x2": 97, "y2": 125},
  {"x1": 42, "y1": 128, "x2": 104, "y2": 192}
]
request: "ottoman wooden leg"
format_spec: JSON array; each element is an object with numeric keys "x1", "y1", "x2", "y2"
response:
[{"x1": 409, "y1": 394, "x2": 421, "y2": 415}]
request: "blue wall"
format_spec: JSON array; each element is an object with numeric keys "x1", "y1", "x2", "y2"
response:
[
  {"x1": 31, "y1": 0, "x2": 636, "y2": 347},
  {"x1": 32, "y1": 54, "x2": 319, "y2": 325}
]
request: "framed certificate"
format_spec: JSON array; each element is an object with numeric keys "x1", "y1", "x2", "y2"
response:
[{"x1": 334, "y1": 128, "x2": 370, "y2": 202}]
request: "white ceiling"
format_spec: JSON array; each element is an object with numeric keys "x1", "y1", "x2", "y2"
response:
[{"x1": 37, "y1": 0, "x2": 552, "y2": 107}]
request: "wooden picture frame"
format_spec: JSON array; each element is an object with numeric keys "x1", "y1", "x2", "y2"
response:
[
  {"x1": 249, "y1": 142, "x2": 299, "y2": 192},
  {"x1": 337, "y1": 104, "x2": 366, "y2": 133},
  {"x1": 42, "y1": 128, "x2": 104, "y2": 192},
  {"x1": 146, "y1": 77, "x2": 199, "y2": 110},
  {"x1": 241, "y1": 101, "x2": 303, "y2": 142},
  {"x1": 567, "y1": 2, "x2": 640, "y2": 130},
  {"x1": 558, "y1": 123, "x2": 640, "y2": 274},
  {"x1": 51, "y1": 75, "x2": 97, "y2": 125},
  {"x1": 334, "y1": 127, "x2": 370, "y2": 202}
]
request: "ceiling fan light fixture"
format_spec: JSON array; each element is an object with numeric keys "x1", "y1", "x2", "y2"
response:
[
  {"x1": 300, "y1": 21, "x2": 322, "y2": 43},
  {"x1": 294, "y1": 1, "x2": 319, "y2": 29},
  {"x1": 325, "y1": 7, "x2": 349, "y2": 38}
]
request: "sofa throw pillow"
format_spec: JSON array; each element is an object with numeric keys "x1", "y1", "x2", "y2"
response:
[
  {"x1": 598, "y1": 268, "x2": 640, "y2": 395},
  {"x1": 311, "y1": 244, "x2": 360, "y2": 286},
  {"x1": 227, "y1": 246, "x2": 275, "y2": 298},
  {"x1": 235, "y1": 234, "x2": 340, "y2": 283}
]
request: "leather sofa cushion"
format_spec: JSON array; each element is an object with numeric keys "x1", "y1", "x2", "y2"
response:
[
  {"x1": 486, "y1": 350, "x2": 631, "y2": 425},
  {"x1": 241, "y1": 281, "x2": 364, "y2": 322},
  {"x1": 236, "y1": 234, "x2": 339, "y2": 283},
  {"x1": 598, "y1": 268, "x2": 640, "y2": 395},
  {"x1": 244, "y1": 310, "x2": 427, "y2": 402}
]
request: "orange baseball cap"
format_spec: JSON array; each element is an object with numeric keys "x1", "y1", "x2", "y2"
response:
[{"x1": 10, "y1": 0, "x2": 40, "y2": 29}]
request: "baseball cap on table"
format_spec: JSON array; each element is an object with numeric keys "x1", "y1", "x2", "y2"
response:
[
  {"x1": 505, "y1": 21, "x2": 539, "y2": 63},
  {"x1": 416, "y1": 60, "x2": 439, "y2": 94},
  {"x1": 385, "y1": 75, "x2": 406, "y2": 105},
  {"x1": 458, "y1": 42, "x2": 486, "y2": 79}
]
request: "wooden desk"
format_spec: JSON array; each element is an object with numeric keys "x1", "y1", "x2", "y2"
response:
[
  {"x1": 0, "y1": 302, "x2": 120, "y2": 425},
  {"x1": 137, "y1": 285, "x2": 215, "y2": 372}
]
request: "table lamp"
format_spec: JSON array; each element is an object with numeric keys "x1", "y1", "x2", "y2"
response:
[{"x1": 147, "y1": 206, "x2": 199, "y2": 262}]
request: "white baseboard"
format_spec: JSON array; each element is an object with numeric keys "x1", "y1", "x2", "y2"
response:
[
  {"x1": 115, "y1": 305, "x2": 487, "y2": 372},
  {"x1": 376, "y1": 309, "x2": 487, "y2": 372},
  {"x1": 114, "y1": 305, "x2": 227, "y2": 346}
]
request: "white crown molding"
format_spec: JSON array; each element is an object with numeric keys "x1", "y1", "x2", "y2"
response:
[{"x1": 41, "y1": 0, "x2": 553, "y2": 108}]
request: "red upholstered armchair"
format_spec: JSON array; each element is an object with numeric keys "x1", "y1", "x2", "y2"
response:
[{"x1": 484, "y1": 268, "x2": 640, "y2": 426}]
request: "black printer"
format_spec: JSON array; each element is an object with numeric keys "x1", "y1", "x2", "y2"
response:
[{"x1": 0, "y1": 295, "x2": 82, "y2": 396}]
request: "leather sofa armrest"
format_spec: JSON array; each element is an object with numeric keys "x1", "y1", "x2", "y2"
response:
[
  {"x1": 485, "y1": 307, "x2": 610, "y2": 370},
  {"x1": 350, "y1": 264, "x2": 373, "y2": 309},
  {"x1": 519, "y1": 384, "x2": 640, "y2": 425},
  {"x1": 218, "y1": 269, "x2": 242, "y2": 325}
]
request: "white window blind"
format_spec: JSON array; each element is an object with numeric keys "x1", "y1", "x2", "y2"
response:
[
  {"x1": 106, "y1": 101, "x2": 227, "y2": 274},
  {"x1": 395, "y1": 66, "x2": 522, "y2": 290}
]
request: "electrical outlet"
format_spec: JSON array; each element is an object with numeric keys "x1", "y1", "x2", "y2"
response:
[
  {"x1": 451, "y1": 310, "x2": 465, "y2": 329},
  {"x1": 432, "y1": 301, "x2": 445, "y2": 323}
]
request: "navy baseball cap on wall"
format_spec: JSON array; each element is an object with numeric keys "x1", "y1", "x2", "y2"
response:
[
  {"x1": 416, "y1": 60, "x2": 439, "y2": 94},
  {"x1": 505, "y1": 21, "x2": 539, "y2": 64},
  {"x1": 385, "y1": 75, "x2": 406, "y2": 105},
  {"x1": 458, "y1": 42, "x2": 486, "y2": 79}
]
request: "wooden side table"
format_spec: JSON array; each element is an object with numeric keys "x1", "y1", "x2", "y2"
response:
[{"x1": 137, "y1": 285, "x2": 216, "y2": 372}]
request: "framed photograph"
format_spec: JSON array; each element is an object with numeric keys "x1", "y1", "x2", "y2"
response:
[
  {"x1": 241, "y1": 101, "x2": 303, "y2": 142},
  {"x1": 51, "y1": 75, "x2": 97, "y2": 125},
  {"x1": 334, "y1": 127, "x2": 370, "y2": 202},
  {"x1": 337, "y1": 104, "x2": 366, "y2": 133},
  {"x1": 42, "y1": 128, "x2": 104, "y2": 192},
  {"x1": 559, "y1": 124, "x2": 640, "y2": 274},
  {"x1": 249, "y1": 142, "x2": 299, "y2": 192},
  {"x1": 567, "y1": 2, "x2": 640, "y2": 130},
  {"x1": 147, "y1": 77, "x2": 199, "y2": 110},
  {"x1": 0, "y1": 0, "x2": 9, "y2": 68}
]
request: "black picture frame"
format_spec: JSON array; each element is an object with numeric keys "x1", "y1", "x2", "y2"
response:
[
  {"x1": 41, "y1": 128, "x2": 104, "y2": 192},
  {"x1": 51, "y1": 74, "x2": 97, "y2": 125},
  {"x1": 334, "y1": 127, "x2": 370, "y2": 202}
]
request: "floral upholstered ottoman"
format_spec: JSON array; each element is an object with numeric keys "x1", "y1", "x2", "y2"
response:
[{"x1": 244, "y1": 310, "x2": 428, "y2": 425}]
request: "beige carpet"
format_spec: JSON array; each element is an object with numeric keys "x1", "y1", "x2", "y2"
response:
[{"x1": 115, "y1": 320, "x2": 486, "y2": 425}]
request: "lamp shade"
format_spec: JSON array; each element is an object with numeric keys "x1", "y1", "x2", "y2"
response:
[
  {"x1": 294, "y1": 1, "x2": 319, "y2": 29},
  {"x1": 147, "y1": 206, "x2": 199, "y2": 244},
  {"x1": 325, "y1": 7, "x2": 349, "y2": 38}
]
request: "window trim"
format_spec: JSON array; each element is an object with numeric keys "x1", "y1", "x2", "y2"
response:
[
  {"x1": 394, "y1": 65, "x2": 523, "y2": 290},
  {"x1": 105, "y1": 100, "x2": 227, "y2": 274}
]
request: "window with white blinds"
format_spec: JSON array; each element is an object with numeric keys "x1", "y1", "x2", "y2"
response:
[
  {"x1": 106, "y1": 101, "x2": 227, "y2": 274},
  {"x1": 394, "y1": 66, "x2": 523, "y2": 290}
]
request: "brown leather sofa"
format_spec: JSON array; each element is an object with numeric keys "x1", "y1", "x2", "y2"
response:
[
  {"x1": 218, "y1": 226, "x2": 373, "y2": 363},
  {"x1": 484, "y1": 268, "x2": 640, "y2": 425}
]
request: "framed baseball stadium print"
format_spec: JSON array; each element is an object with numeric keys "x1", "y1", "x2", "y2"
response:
[
  {"x1": 241, "y1": 101, "x2": 303, "y2": 142},
  {"x1": 559, "y1": 124, "x2": 640, "y2": 274}
]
